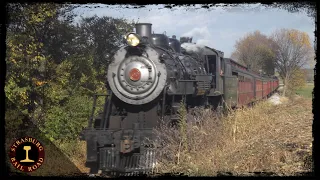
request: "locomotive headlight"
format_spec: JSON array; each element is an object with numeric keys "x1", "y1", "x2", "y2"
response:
[{"x1": 125, "y1": 33, "x2": 140, "y2": 47}]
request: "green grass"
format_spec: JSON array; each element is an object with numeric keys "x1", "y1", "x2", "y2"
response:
[{"x1": 295, "y1": 83, "x2": 314, "y2": 99}]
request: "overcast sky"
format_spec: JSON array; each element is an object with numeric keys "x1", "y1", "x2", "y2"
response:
[{"x1": 73, "y1": 4, "x2": 315, "y2": 58}]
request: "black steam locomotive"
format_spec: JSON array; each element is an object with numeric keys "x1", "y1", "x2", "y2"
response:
[{"x1": 80, "y1": 23, "x2": 279, "y2": 175}]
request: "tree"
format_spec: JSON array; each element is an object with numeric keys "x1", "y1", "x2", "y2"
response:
[
  {"x1": 231, "y1": 31, "x2": 276, "y2": 75},
  {"x1": 287, "y1": 68, "x2": 306, "y2": 95},
  {"x1": 270, "y1": 29, "x2": 314, "y2": 96},
  {"x1": 76, "y1": 16, "x2": 135, "y2": 81},
  {"x1": 5, "y1": 3, "x2": 69, "y2": 128},
  {"x1": 5, "y1": 3, "x2": 135, "y2": 141}
]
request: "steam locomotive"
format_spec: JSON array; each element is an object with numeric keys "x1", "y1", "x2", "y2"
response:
[{"x1": 80, "y1": 23, "x2": 279, "y2": 175}]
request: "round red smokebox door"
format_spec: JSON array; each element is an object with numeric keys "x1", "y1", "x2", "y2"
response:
[{"x1": 129, "y1": 68, "x2": 141, "y2": 81}]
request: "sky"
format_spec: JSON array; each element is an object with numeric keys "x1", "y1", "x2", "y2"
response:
[{"x1": 72, "y1": 4, "x2": 315, "y2": 59}]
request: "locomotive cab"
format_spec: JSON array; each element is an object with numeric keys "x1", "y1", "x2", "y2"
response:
[
  {"x1": 205, "y1": 55, "x2": 217, "y2": 88},
  {"x1": 181, "y1": 43, "x2": 225, "y2": 96},
  {"x1": 203, "y1": 48, "x2": 225, "y2": 96}
]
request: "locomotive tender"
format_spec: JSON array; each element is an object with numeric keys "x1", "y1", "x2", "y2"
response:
[{"x1": 80, "y1": 23, "x2": 279, "y2": 174}]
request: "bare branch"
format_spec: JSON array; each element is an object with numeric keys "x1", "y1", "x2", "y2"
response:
[{"x1": 271, "y1": 28, "x2": 314, "y2": 94}]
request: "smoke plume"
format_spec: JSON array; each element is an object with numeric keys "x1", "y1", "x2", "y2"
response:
[{"x1": 181, "y1": 43, "x2": 207, "y2": 54}]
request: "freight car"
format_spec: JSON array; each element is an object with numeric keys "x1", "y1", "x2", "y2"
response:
[{"x1": 80, "y1": 23, "x2": 279, "y2": 175}]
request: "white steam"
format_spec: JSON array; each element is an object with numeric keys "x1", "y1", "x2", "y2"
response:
[
  {"x1": 181, "y1": 26, "x2": 214, "y2": 48},
  {"x1": 181, "y1": 43, "x2": 207, "y2": 54}
]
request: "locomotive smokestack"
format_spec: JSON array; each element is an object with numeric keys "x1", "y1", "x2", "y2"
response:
[{"x1": 135, "y1": 23, "x2": 152, "y2": 43}]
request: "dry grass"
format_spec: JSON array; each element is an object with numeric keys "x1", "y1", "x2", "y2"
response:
[
  {"x1": 53, "y1": 140, "x2": 90, "y2": 174},
  {"x1": 151, "y1": 96, "x2": 313, "y2": 176},
  {"x1": 9, "y1": 94, "x2": 311, "y2": 176}
]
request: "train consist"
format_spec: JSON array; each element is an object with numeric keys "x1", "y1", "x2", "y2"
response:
[{"x1": 80, "y1": 23, "x2": 279, "y2": 175}]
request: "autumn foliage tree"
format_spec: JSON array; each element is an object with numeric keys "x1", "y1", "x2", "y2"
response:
[
  {"x1": 286, "y1": 68, "x2": 306, "y2": 94},
  {"x1": 5, "y1": 3, "x2": 135, "y2": 141},
  {"x1": 6, "y1": 3, "x2": 68, "y2": 133},
  {"x1": 270, "y1": 29, "x2": 314, "y2": 96},
  {"x1": 231, "y1": 31, "x2": 276, "y2": 75}
]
